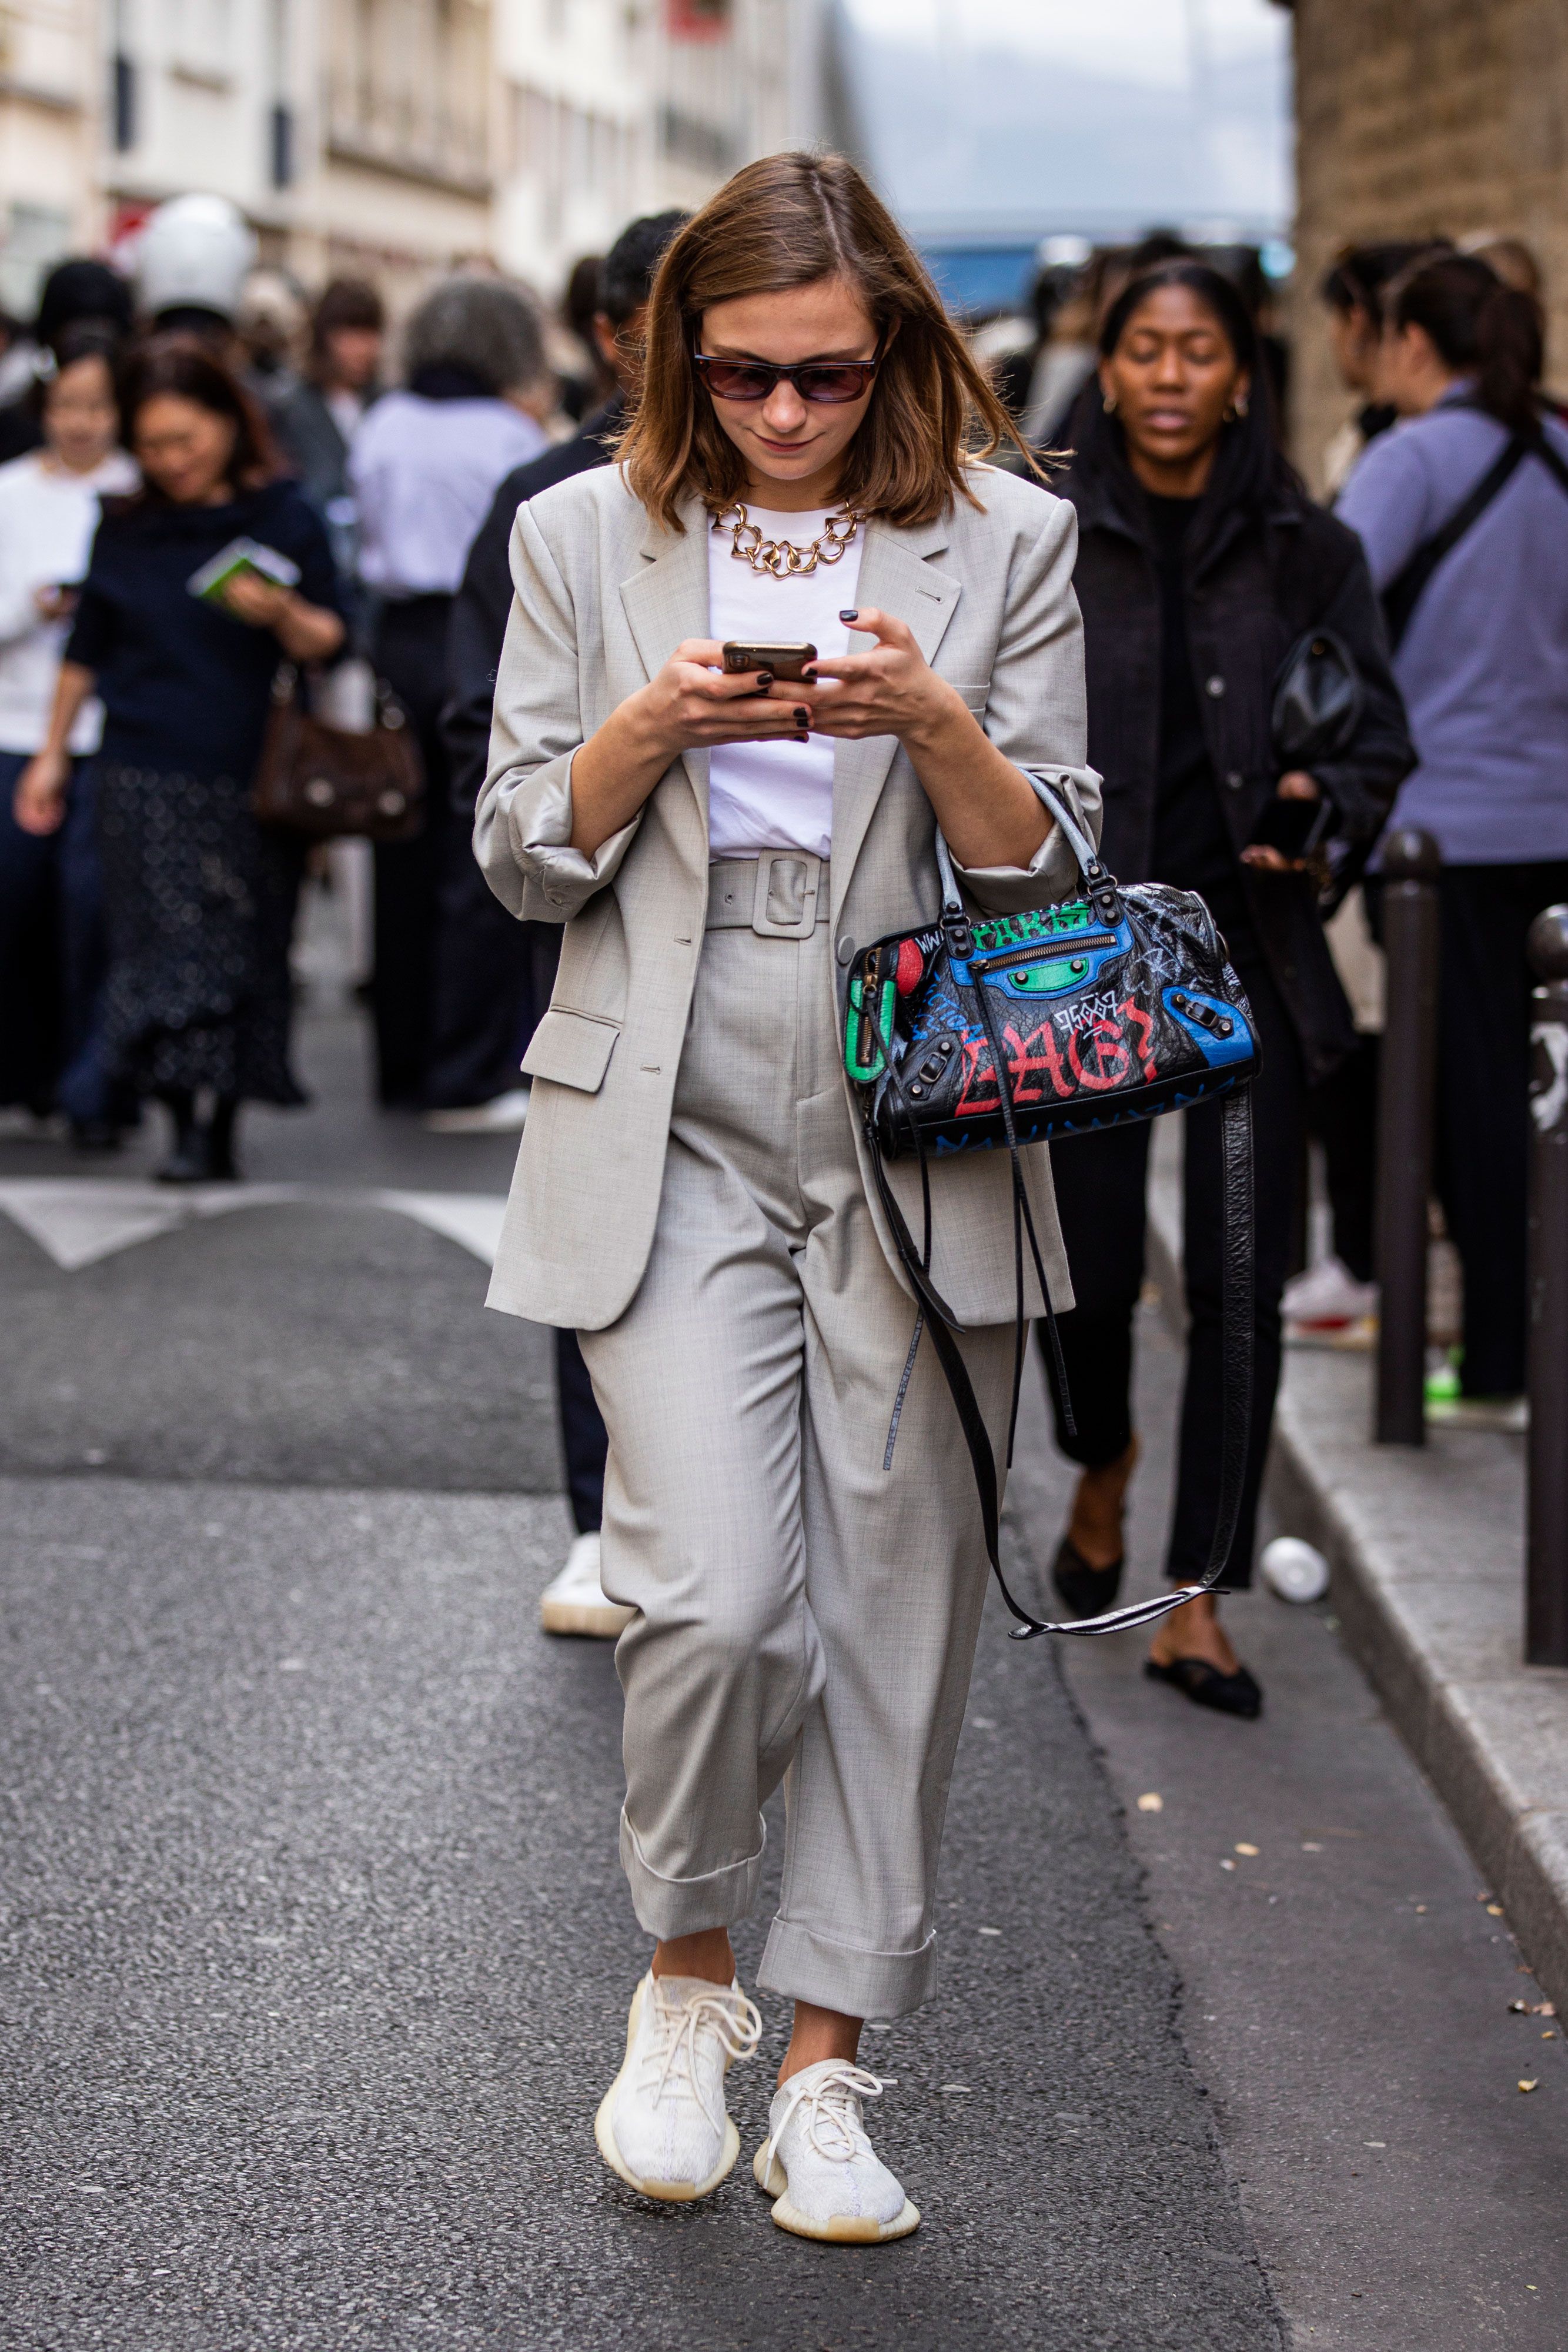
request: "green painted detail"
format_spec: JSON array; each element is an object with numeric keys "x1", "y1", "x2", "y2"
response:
[
  {"x1": 971, "y1": 899, "x2": 1093, "y2": 956},
  {"x1": 1001, "y1": 955, "x2": 1089, "y2": 995},
  {"x1": 845, "y1": 973, "x2": 895, "y2": 1082}
]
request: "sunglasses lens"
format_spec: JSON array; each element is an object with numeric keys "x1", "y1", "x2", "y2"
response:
[
  {"x1": 701, "y1": 360, "x2": 775, "y2": 401},
  {"x1": 797, "y1": 365, "x2": 872, "y2": 403}
]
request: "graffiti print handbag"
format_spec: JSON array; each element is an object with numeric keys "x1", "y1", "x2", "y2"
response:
[{"x1": 843, "y1": 772, "x2": 1259, "y2": 1641}]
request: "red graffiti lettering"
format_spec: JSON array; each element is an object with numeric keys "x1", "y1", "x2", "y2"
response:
[
  {"x1": 1005, "y1": 1020, "x2": 1072, "y2": 1104},
  {"x1": 1068, "y1": 1015, "x2": 1131, "y2": 1092},
  {"x1": 954, "y1": 1034, "x2": 999, "y2": 1116},
  {"x1": 1119, "y1": 996, "x2": 1157, "y2": 1081}
]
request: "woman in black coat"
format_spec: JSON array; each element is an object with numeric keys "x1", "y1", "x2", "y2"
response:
[
  {"x1": 15, "y1": 339, "x2": 345, "y2": 1180},
  {"x1": 1044, "y1": 261, "x2": 1413, "y2": 1714}
]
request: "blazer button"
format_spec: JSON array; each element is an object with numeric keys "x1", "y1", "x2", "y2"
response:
[
  {"x1": 1205, "y1": 674, "x2": 1226, "y2": 699},
  {"x1": 836, "y1": 936, "x2": 856, "y2": 966},
  {"x1": 1225, "y1": 770, "x2": 1244, "y2": 791}
]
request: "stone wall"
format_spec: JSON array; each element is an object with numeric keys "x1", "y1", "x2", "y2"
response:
[{"x1": 1286, "y1": 0, "x2": 1568, "y2": 491}]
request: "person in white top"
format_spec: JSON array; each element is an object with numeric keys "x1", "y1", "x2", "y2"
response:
[{"x1": 0, "y1": 326, "x2": 137, "y2": 1143}]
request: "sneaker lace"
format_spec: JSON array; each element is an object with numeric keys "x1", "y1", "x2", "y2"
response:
[
  {"x1": 764, "y1": 2062, "x2": 892, "y2": 2176},
  {"x1": 640, "y1": 1979, "x2": 763, "y2": 2136}
]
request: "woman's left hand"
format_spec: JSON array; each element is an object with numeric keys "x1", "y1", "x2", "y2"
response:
[
  {"x1": 764, "y1": 608, "x2": 962, "y2": 746},
  {"x1": 1240, "y1": 769, "x2": 1320, "y2": 873},
  {"x1": 221, "y1": 572, "x2": 292, "y2": 629}
]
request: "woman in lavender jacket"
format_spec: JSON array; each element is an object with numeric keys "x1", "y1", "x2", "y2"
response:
[{"x1": 1338, "y1": 252, "x2": 1568, "y2": 1406}]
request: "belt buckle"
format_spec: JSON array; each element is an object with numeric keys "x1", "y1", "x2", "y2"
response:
[{"x1": 751, "y1": 851, "x2": 821, "y2": 939}]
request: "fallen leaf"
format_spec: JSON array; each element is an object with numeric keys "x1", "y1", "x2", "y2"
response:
[
  {"x1": 1535, "y1": 2002, "x2": 1557, "y2": 2017},
  {"x1": 1235, "y1": 1843, "x2": 1259, "y2": 1857},
  {"x1": 1302, "y1": 1842, "x2": 1323, "y2": 1852},
  {"x1": 1544, "y1": 2031, "x2": 1558, "y2": 2040},
  {"x1": 1518, "y1": 2079, "x2": 1539, "y2": 2093},
  {"x1": 1509, "y1": 1999, "x2": 1529, "y2": 2013},
  {"x1": 1220, "y1": 1859, "x2": 1236, "y2": 1872},
  {"x1": 1136, "y1": 1792, "x2": 1164, "y2": 1813},
  {"x1": 1487, "y1": 1904, "x2": 1505, "y2": 1917},
  {"x1": 1415, "y1": 1904, "x2": 1427, "y2": 1913}
]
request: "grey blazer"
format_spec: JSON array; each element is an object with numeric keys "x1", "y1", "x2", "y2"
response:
[{"x1": 474, "y1": 460, "x2": 1102, "y2": 1331}]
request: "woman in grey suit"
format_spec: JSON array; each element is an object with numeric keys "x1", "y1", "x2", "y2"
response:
[{"x1": 476, "y1": 152, "x2": 1100, "y2": 2242}]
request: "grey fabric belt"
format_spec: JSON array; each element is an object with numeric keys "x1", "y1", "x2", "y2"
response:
[{"x1": 706, "y1": 852, "x2": 830, "y2": 938}]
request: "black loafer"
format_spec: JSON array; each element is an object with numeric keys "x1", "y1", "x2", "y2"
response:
[
  {"x1": 1051, "y1": 1535, "x2": 1124, "y2": 1619},
  {"x1": 1144, "y1": 1656, "x2": 1262, "y2": 1719}
]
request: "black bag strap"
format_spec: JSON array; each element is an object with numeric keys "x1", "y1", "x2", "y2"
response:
[
  {"x1": 1380, "y1": 423, "x2": 1568, "y2": 651},
  {"x1": 867, "y1": 1082, "x2": 1254, "y2": 1639}
]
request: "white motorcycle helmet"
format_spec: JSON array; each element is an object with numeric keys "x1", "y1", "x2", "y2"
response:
[{"x1": 136, "y1": 193, "x2": 258, "y2": 327}]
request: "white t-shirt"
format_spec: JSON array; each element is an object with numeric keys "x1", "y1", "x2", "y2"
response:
[
  {"x1": 706, "y1": 505, "x2": 864, "y2": 860},
  {"x1": 0, "y1": 447, "x2": 139, "y2": 755}
]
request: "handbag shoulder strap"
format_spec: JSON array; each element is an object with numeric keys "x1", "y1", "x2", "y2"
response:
[
  {"x1": 1381, "y1": 432, "x2": 1527, "y2": 651},
  {"x1": 934, "y1": 769, "x2": 1105, "y2": 920}
]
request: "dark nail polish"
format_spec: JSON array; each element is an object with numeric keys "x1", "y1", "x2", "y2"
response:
[
  {"x1": 801, "y1": 668, "x2": 818, "y2": 683},
  {"x1": 838, "y1": 609, "x2": 858, "y2": 623},
  {"x1": 755, "y1": 670, "x2": 774, "y2": 687},
  {"x1": 793, "y1": 706, "x2": 811, "y2": 724}
]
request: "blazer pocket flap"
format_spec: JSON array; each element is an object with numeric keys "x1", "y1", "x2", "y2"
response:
[{"x1": 521, "y1": 1007, "x2": 620, "y2": 1094}]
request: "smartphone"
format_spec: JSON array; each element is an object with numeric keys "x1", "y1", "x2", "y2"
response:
[
  {"x1": 1249, "y1": 793, "x2": 1329, "y2": 862},
  {"x1": 721, "y1": 640, "x2": 817, "y2": 683}
]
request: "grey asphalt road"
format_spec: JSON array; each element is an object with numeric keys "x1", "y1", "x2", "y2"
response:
[{"x1": 2, "y1": 976, "x2": 1564, "y2": 2348}]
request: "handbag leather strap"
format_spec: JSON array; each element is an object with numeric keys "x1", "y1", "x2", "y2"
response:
[
  {"x1": 884, "y1": 767, "x2": 1256, "y2": 1639},
  {"x1": 1382, "y1": 422, "x2": 1568, "y2": 652}
]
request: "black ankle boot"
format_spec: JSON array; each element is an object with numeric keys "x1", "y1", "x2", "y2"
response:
[
  {"x1": 205, "y1": 1095, "x2": 241, "y2": 1181},
  {"x1": 155, "y1": 1090, "x2": 209, "y2": 1185}
]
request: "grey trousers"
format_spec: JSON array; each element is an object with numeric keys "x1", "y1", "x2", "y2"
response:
[{"x1": 580, "y1": 867, "x2": 1017, "y2": 2020}]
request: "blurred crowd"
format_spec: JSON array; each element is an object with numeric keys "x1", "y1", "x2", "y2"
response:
[{"x1": 0, "y1": 188, "x2": 1563, "y2": 1577}]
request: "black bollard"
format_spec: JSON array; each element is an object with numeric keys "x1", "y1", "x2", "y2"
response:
[
  {"x1": 1374, "y1": 829, "x2": 1441, "y2": 1446},
  {"x1": 1526, "y1": 906, "x2": 1568, "y2": 1667}
]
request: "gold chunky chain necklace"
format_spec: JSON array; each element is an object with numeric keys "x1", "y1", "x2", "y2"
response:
[{"x1": 710, "y1": 501, "x2": 862, "y2": 579}]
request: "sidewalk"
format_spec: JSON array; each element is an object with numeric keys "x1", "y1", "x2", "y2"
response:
[{"x1": 1148, "y1": 1125, "x2": 1568, "y2": 2015}]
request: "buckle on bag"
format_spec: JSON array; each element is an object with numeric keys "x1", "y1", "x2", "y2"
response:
[{"x1": 751, "y1": 850, "x2": 822, "y2": 938}]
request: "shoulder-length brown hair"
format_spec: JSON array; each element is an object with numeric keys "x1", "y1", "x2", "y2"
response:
[
  {"x1": 115, "y1": 334, "x2": 281, "y2": 503},
  {"x1": 618, "y1": 151, "x2": 1037, "y2": 530}
]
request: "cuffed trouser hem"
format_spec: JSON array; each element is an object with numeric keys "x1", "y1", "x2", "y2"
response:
[
  {"x1": 618, "y1": 1808, "x2": 766, "y2": 1940},
  {"x1": 757, "y1": 1917, "x2": 938, "y2": 2021}
]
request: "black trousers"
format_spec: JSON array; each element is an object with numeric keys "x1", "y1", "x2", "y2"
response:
[
  {"x1": 1303, "y1": 1032, "x2": 1378, "y2": 1284},
  {"x1": 1041, "y1": 958, "x2": 1305, "y2": 1588},
  {"x1": 371, "y1": 597, "x2": 453, "y2": 1107},
  {"x1": 1435, "y1": 861, "x2": 1568, "y2": 1396}
]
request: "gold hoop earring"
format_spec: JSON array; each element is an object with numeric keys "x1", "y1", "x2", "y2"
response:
[{"x1": 1102, "y1": 392, "x2": 1118, "y2": 415}]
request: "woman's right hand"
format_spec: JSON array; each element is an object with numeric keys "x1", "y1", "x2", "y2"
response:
[
  {"x1": 13, "y1": 747, "x2": 69, "y2": 836},
  {"x1": 634, "y1": 640, "x2": 812, "y2": 759}
]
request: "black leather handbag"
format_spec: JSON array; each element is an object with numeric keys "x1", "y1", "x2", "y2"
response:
[{"x1": 843, "y1": 773, "x2": 1260, "y2": 1639}]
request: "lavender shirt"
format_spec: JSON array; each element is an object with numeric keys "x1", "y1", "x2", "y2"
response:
[
  {"x1": 349, "y1": 392, "x2": 547, "y2": 599},
  {"x1": 1336, "y1": 385, "x2": 1568, "y2": 864}
]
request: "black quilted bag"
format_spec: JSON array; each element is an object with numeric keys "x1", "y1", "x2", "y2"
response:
[{"x1": 843, "y1": 773, "x2": 1261, "y2": 1638}]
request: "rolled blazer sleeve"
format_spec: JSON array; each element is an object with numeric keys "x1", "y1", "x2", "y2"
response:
[
  {"x1": 951, "y1": 493, "x2": 1102, "y2": 914},
  {"x1": 473, "y1": 500, "x2": 639, "y2": 924}
]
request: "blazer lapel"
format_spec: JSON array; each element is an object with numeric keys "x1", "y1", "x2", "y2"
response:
[
  {"x1": 831, "y1": 516, "x2": 961, "y2": 917},
  {"x1": 619, "y1": 495, "x2": 713, "y2": 834}
]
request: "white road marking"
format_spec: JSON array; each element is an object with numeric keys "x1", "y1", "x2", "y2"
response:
[{"x1": 0, "y1": 1179, "x2": 508, "y2": 1271}]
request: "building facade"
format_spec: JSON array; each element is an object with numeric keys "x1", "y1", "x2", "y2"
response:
[
  {"x1": 0, "y1": 0, "x2": 817, "y2": 325},
  {"x1": 1282, "y1": 0, "x2": 1568, "y2": 489}
]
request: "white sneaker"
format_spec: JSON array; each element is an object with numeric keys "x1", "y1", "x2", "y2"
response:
[
  {"x1": 595, "y1": 1972, "x2": 762, "y2": 2200},
  {"x1": 753, "y1": 2060, "x2": 920, "y2": 2243},
  {"x1": 1282, "y1": 1255, "x2": 1379, "y2": 1331},
  {"x1": 422, "y1": 1085, "x2": 531, "y2": 1134},
  {"x1": 539, "y1": 1532, "x2": 633, "y2": 1638}
]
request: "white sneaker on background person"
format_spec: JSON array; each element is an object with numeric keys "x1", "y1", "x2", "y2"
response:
[
  {"x1": 596, "y1": 1972, "x2": 763, "y2": 2200},
  {"x1": 753, "y1": 2059, "x2": 920, "y2": 2243},
  {"x1": 1282, "y1": 1254, "x2": 1379, "y2": 1332},
  {"x1": 538, "y1": 1531, "x2": 633, "y2": 1638},
  {"x1": 422, "y1": 1085, "x2": 531, "y2": 1135}
]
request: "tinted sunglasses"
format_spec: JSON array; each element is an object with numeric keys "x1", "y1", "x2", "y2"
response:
[{"x1": 693, "y1": 340, "x2": 882, "y2": 406}]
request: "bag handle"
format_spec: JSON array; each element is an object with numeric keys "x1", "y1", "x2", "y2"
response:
[{"x1": 934, "y1": 770, "x2": 1117, "y2": 930}]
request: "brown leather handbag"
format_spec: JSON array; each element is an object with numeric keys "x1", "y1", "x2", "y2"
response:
[{"x1": 252, "y1": 663, "x2": 426, "y2": 843}]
